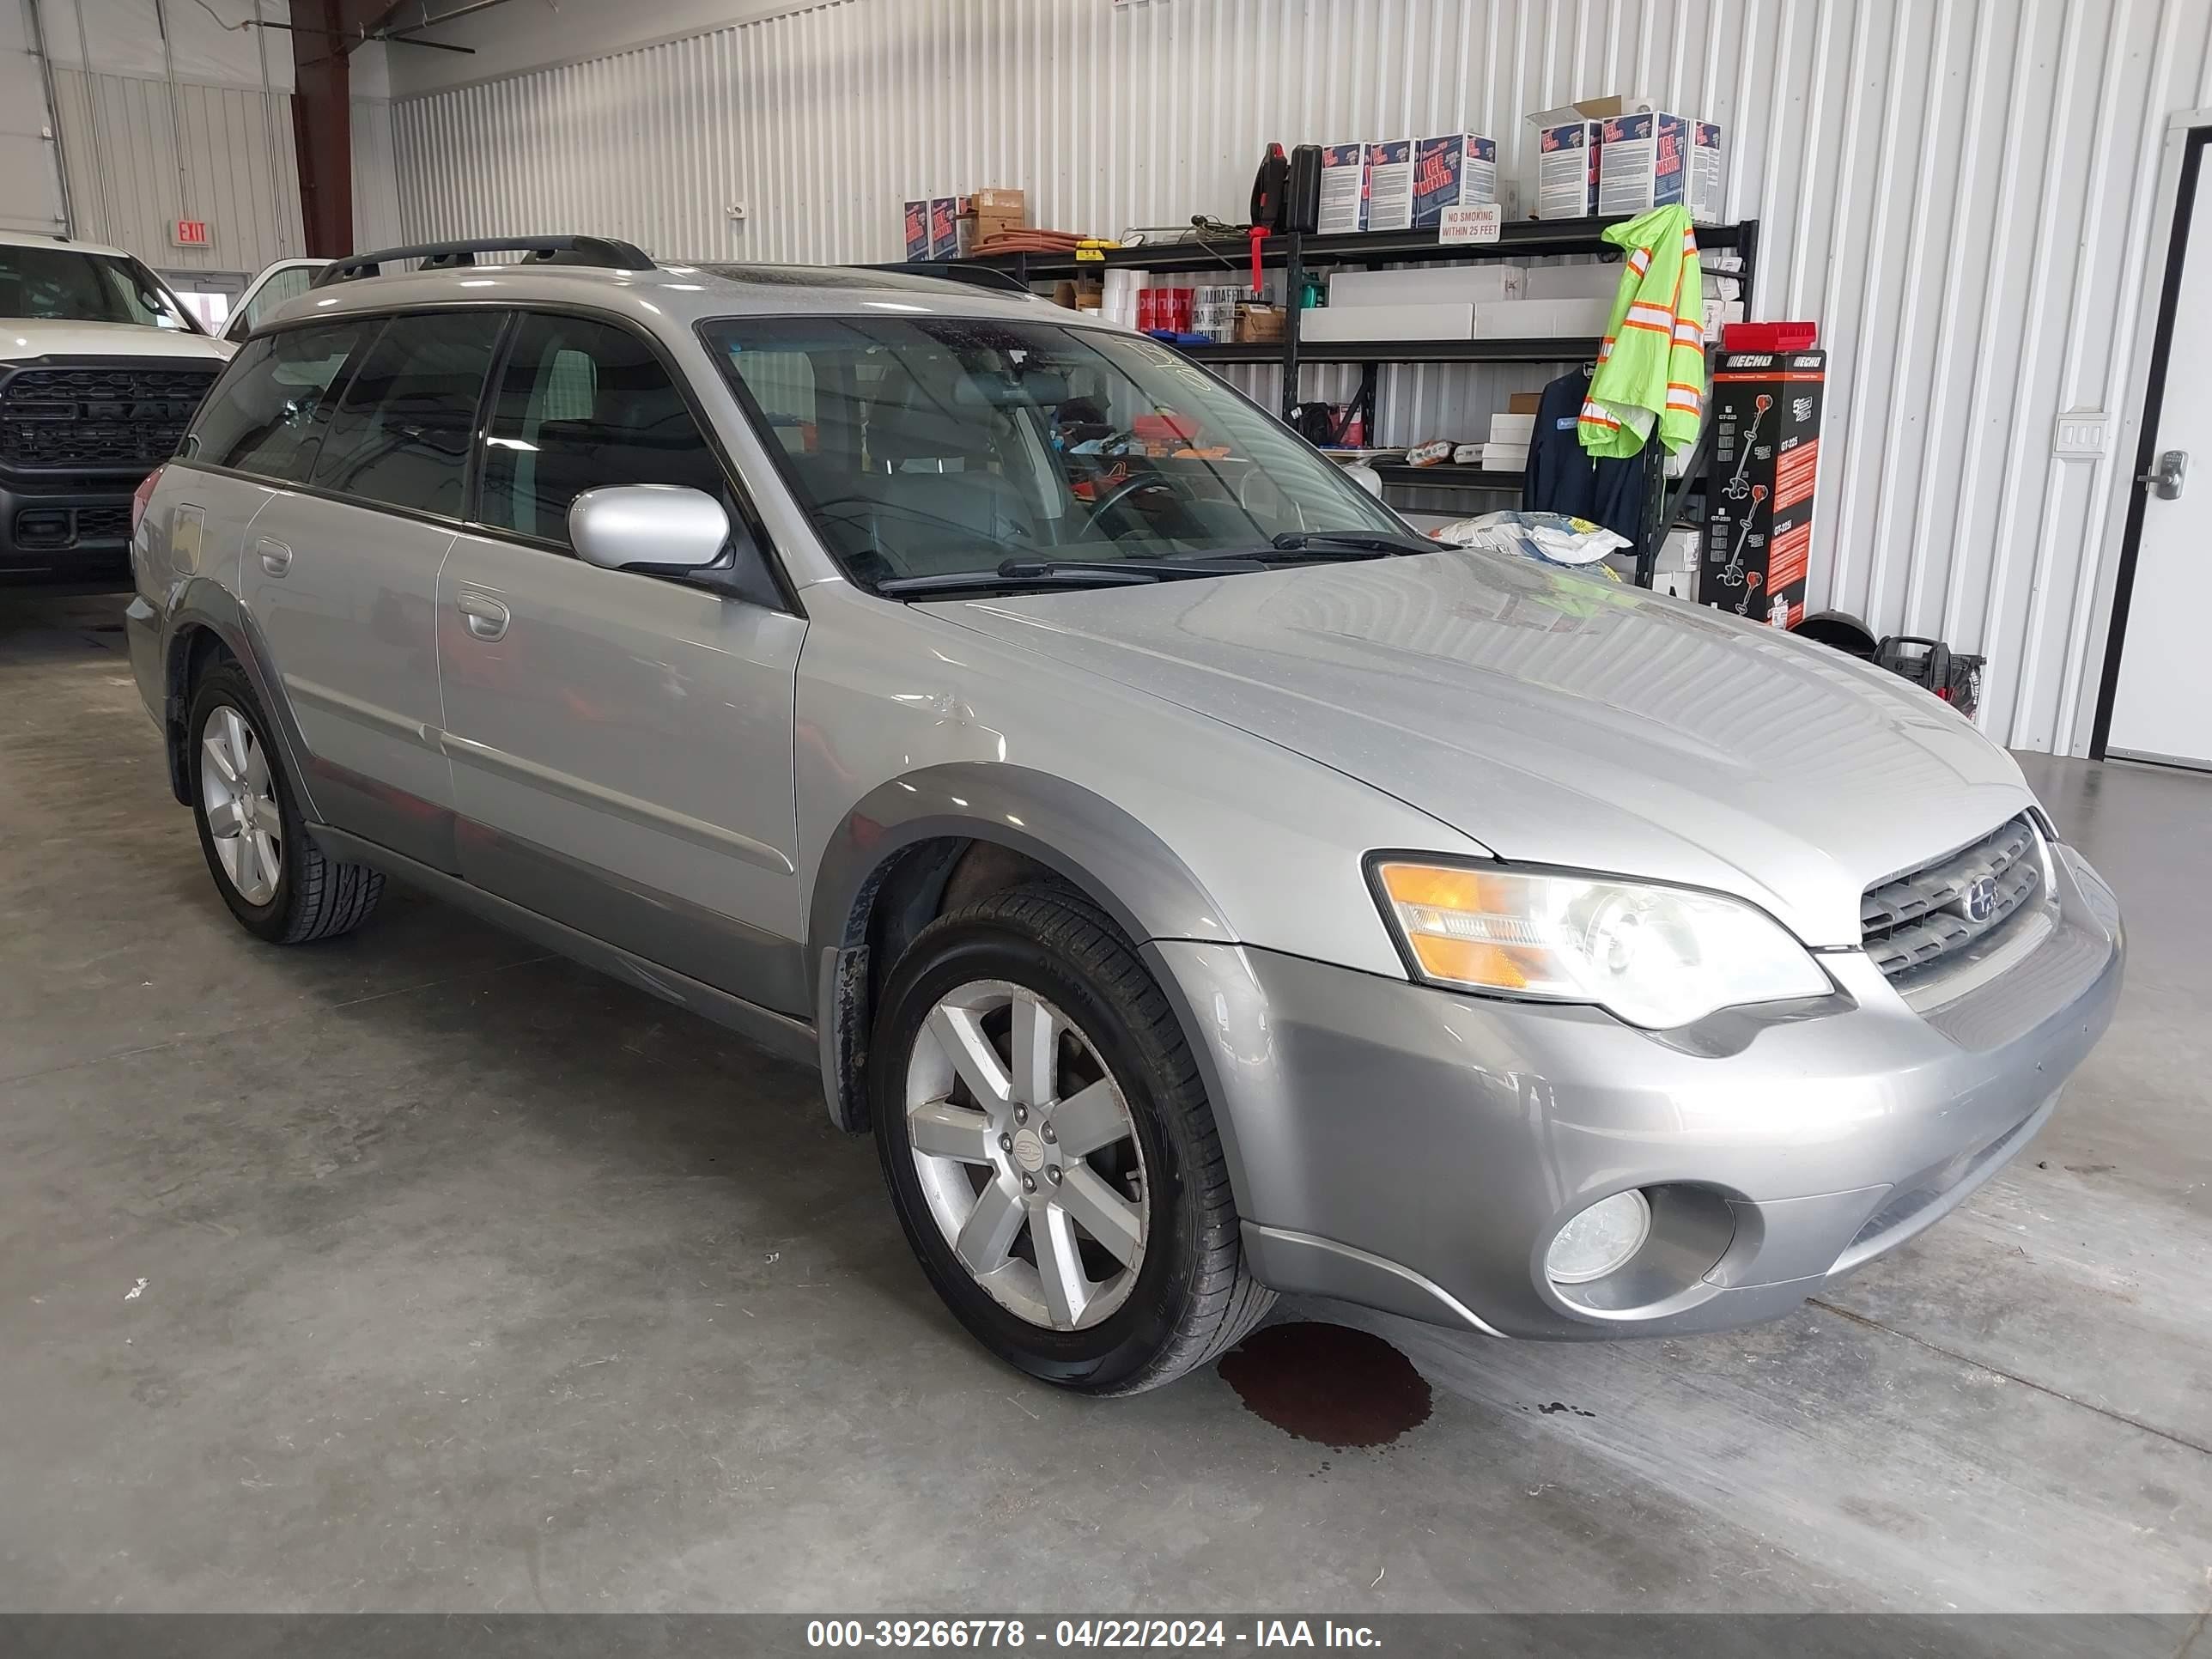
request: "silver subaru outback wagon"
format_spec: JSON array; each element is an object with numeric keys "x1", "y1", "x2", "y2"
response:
[{"x1": 125, "y1": 236, "x2": 2123, "y2": 1394}]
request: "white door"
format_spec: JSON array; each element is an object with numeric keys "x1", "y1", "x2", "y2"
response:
[{"x1": 2108, "y1": 137, "x2": 2212, "y2": 769}]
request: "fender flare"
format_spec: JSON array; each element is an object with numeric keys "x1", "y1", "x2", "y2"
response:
[
  {"x1": 157, "y1": 578, "x2": 322, "y2": 820},
  {"x1": 807, "y1": 763, "x2": 1235, "y2": 964},
  {"x1": 806, "y1": 764, "x2": 1239, "y2": 1139}
]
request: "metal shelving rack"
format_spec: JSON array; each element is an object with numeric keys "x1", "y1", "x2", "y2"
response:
[{"x1": 949, "y1": 215, "x2": 1762, "y2": 589}]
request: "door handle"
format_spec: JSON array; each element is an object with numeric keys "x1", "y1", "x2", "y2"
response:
[
  {"x1": 2137, "y1": 449, "x2": 2187, "y2": 500},
  {"x1": 256, "y1": 537, "x2": 293, "y2": 577},
  {"x1": 455, "y1": 591, "x2": 510, "y2": 641}
]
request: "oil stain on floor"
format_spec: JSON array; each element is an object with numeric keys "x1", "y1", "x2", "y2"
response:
[{"x1": 1218, "y1": 1321, "x2": 1432, "y2": 1449}]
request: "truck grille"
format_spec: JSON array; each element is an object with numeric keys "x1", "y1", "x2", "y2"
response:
[
  {"x1": 0, "y1": 362, "x2": 218, "y2": 472},
  {"x1": 1861, "y1": 816, "x2": 2043, "y2": 981}
]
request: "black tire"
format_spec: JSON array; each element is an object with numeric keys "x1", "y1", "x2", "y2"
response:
[
  {"x1": 872, "y1": 882, "x2": 1273, "y2": 1394},
  {"x1": 185, "y1": 659, "x2": 385, "y2": 945}
]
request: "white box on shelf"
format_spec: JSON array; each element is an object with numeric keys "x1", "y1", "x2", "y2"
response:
[
  {"x1": 1480, "y1": 442, "x2": 1531, "y2": 471},
  {"x1": 1468, "y1": 296, "x2": 1612, "y2": 338},
  {"x1": 1328, "y1": 264, "x2": 1524, "y2": 307},
  {"x1": 1521, "y1": 262, "x2": 1624, "y2": 301},
  {"x1": 1300, "y1": 301, "x2": 1476, "y2": 342},
  {"x1": 1530, "y1": 119, "x2": 1603, "y2": 218},
  {"x1": 1486, "y1": 411, "x2": 1535, "y2": 443},
  {"x1": 1412, "y1": 134, "x2": 1499, "y2": 225}
]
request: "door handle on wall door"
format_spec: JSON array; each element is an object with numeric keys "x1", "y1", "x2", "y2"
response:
[
  {"x1": 455, "y1": 592, "x2": 510, "y2": 641},
  {"x1": 256, "y1": 538, "x2": 292, "y2": 577},
  {"x1": 2136, "y1": 450, "x2": 2186, "y2": 500}
]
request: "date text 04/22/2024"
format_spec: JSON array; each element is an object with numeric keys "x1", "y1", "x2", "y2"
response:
[{"x1": 805, "y1": 1620, "x2": 1382, "y2": 1649}]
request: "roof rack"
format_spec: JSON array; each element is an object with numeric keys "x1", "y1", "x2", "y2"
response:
[{"x1": 313, "y1": 235, "x2": 657, "y2": 287}]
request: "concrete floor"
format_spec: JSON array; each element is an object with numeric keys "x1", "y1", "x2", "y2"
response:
[{"x1": 1, "y1": 589, "x2": 2207, "y2": 1617}]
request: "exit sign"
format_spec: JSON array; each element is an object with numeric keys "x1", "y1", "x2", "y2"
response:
[{"x1": 171, "y1": 219, "x2": 209, "y2": 247}]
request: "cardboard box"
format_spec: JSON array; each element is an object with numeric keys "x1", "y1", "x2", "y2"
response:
[
  {"x1": 969, "y1": 185, "x2": 1025, "y2": 213},
  {"x1": 1328, "y1": 264, "x2": 1523, "y2": 307},
  {"x1": 1507, "y1": 391, "x2": 1544, "y2": 415},
  {"x1": 1480, "y1": 441, "x2": 1530, "y2": 471},
  {"x1": 1532, "y1": 119, "x2": 1603, "y2": 218},
  {"x1": 1364, "y1": 140, "x2": 1415, "y2": 231},
  {"x1": 1317, "y1": 143, "x2": 1367, "y2": 234},
  {"x1": 1301, "y1": 301, "x2": 1474, "y2": 343},
  {"x1": 1596, "y1": 111, "x2": 1690, "y2": 217},
  {"x1": 1688, "y1": 123, "x2": 1726, "y2": 226},
  {"x1": 1704, "y1": 349, "x2": 1826, "y2": 629},
  {"x1": 902, "y1": 200, "x2": 931, "y2": 262},
  {"x1": 1412, "y1": 134, "x2": 1499, "y2": 227},
  {"x1": 1234, "y1": 303, "x2": 1285, "y2": 343},
  {"x1": 927, "y1": 197, "x2": 962, "y2": 261},
  {"x1": 1487, "y1": 411, "x2": 1535, "y2": 443}
]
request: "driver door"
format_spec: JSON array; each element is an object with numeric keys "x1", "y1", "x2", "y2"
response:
[{"x1": 435, "y1": 310, "x2": 810, "y2": 1016}]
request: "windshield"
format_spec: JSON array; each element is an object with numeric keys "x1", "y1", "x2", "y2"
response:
[
  {"x1": 0, "y1": 245, "x2": 198, "y2": 331},
  {"x1": 703, "y1": 314, "x2": 1413, "y2": 592}
]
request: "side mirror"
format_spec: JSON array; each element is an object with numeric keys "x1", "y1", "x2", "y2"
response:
[
  {"x1": 1342, "y1": 463, "x2": 1385, "y2": 500},
  {"x1": 570, "y1": 484, "x2": 730, "y2": 572}
]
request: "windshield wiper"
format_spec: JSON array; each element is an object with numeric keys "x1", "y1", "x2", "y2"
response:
[
  {"x1": 1268, "y1": 530, "x2": 1437, "y2": 556},
  {"x1": 877, "y1": 556, "x2": 1265, "y2": 599}
]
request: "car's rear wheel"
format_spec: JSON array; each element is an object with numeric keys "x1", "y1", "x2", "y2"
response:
[
  {"x1": 872, "y1": 883, "x2": 1272, "y2": 1393},
  {"x1": 187, "y1": 661, "x2": 384, "y2": 944}
]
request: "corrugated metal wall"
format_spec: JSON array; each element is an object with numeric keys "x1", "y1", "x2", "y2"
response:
[
  {"x1": 374, "y1": 0, "x2": 2212, "y2": 754},
  {"x1": 51, "y1": 67, "x2": 303, "y2": 273}
]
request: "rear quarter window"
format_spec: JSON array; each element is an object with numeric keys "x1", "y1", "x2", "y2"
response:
[
  {"x1": 185, "y1": 321, "x2": 368, "y2": 482},
  {"x1": 310, "y1": 312, "x2": 504, "y2": 518}
]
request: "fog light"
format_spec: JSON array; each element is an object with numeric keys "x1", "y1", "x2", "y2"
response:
[{"x1": 1547, "y1": 1191, "x2": 1652, "y2": 1285}]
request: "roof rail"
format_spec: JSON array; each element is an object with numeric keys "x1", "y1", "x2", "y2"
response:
[
  {"x1": 869, "y1": 261, "x2": 1036, "y2": 296},
  {"x1": 313, "y1": 235, "x2": 656, "y2": 287}
]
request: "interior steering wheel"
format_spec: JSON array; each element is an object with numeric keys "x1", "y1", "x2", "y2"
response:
[{"x1": 1082, "y1": 469, "x2": 1194, "y2": 536}]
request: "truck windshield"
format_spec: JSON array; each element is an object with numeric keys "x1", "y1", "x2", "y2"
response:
[
  {"x1": 0, "y1": 245, "x2": 198, "y2": 331},
  {"x1": 702, "y1": 313, "x2": 1413, "y2": 592}
]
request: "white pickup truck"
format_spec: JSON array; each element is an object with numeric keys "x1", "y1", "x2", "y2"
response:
[{"x1": 2, "y1": 229, "x2": 233, "y2": 584}]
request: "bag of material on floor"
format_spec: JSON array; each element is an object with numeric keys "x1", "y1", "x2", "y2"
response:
[
  {"x1": 1431, "y1": 509, "x2": 1629, "y2": 574},
  {"x1": 1580, "y1": 203, "x2": 1705, "y2": 458}
]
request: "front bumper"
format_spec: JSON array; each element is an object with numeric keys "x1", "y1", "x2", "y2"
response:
[
  {"x1": 0, "y1": 476, "x2": 137, "y2": 582},
  {"x1": 1149, "y1": 843, "x2": 2124, "y2": 1340}
]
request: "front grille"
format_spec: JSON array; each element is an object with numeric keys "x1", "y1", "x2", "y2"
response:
[
  {"x1": 1861, "y1": 816, "x2": 2043, "y2": 981},
  {"x1": 0, "y1": 362, "x2": 218, "y2": 471}
]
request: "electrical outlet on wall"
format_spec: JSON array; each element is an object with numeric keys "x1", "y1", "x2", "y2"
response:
[{"x1": 2052, "y1": 410, "x2": 2110, "y2": 459}]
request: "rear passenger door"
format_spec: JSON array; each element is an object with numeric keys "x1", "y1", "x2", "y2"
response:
[
  {"x1": 239, "y1": 309, "x2": 505, "y2": 866},
  {"x1": 436, "y1": 310, "x2": 809, "y2": 1015}
]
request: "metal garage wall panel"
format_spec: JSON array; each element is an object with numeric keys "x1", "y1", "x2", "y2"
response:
[
  {"x1": 376, "y1": 0, "x2": 2212, "y2": 755},
  {"x1": 51, "y1": 66, "x2": 302, "y2": 272}
]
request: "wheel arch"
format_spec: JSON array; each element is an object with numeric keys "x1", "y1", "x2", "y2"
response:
[
  {"x1": 807, "y1": 764, "x2": 1236, "y2": 1137},
  {"x1": 159, "y1": 580, "x2": 319, "y2": 818}
]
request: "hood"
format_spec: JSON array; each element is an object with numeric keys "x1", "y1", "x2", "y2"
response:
[
  {"x1": 930, "y1": 550, "x2": 2035, "y2": 948},
  {"x1": 0, "y1": 320, "x2": 233, "y2": 364}
]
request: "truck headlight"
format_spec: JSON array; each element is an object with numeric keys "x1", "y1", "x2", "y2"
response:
[{"x1": 1371, "y1": 860, "x2": 1831, "y2": 1030}]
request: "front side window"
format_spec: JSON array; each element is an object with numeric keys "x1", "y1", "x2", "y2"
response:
[
  {"x1": 185, "y1": 321, "x2": 368, "y2": 482},
  {"x1": 0, "y1": 245, "x2": 197, "y2": 331},
  {"x1": 311, "y1": 311, "x2": 502, "y2": 517},
  {"x1": 477, "y1": 312, "x2": 732, "y2": 547},
  {"x1": 702, "y1": 315, "x2": 1407, "y2": 591}
]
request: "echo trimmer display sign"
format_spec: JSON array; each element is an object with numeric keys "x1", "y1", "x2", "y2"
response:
[{"x1": 1704, "y1": 349, "x2": 1825, "y2": 629}]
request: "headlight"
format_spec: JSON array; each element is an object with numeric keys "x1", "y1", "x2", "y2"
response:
[{"x1": 1371, "y1": 860, "x2": 1832, "y2": 1029}]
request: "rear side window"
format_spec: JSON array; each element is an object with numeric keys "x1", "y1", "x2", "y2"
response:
[
  {"x1": 185, "y1": 321, "x2": 366, "y2": 482},
  {"x1": 477, "y1": 313, "x2": 728, "y2": 546},
  {"x1": 311, "y1": 311, "x2": 502, "y2": 517}
]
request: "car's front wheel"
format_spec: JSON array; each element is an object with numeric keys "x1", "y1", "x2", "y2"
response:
[{"x1": 872, "y1": 883, "x2": 1272, "y2": 1393}]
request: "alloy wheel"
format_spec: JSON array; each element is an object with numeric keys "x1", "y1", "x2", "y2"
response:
[
  {"x1": 904, "y1": 979, "x2": 1150, "y2": 1331},
  {"x1": 199, "y1": 705, "x2": 283, "y2": 907}
]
